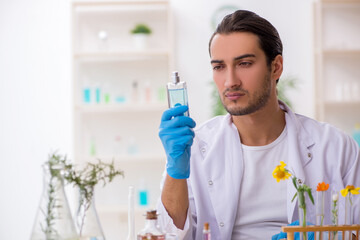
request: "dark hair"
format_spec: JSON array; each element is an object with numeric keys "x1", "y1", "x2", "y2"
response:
[{"x1": 209, "y1": 10, "x2": 283, "y2": 67}]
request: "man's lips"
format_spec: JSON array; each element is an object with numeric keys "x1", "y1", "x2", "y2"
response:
[{"x1": 225, "y1": 92, "x2": 245, "y2": 100}]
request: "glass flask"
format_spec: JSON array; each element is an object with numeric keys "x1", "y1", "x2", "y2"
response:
[
  {"x1": 30, "y1": 163, "x2": 78, "y2": 240},
  {"x1": 137, "y1": 210, "x2": 165, "y2": 240},
  {"x1": 75, "y1": 192, "x2": 105, "y2": 240}
]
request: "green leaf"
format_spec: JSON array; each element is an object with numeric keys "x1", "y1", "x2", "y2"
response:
[
  {"x1": 298, "y1": 190, "x2": 306, "y2": 208},
  {"x1": 292, "y1": 177, "x2": 298, "y2": 190},
  {"x1": 291, "y1": 192, "x2": 298, "y2": 202},
  {"x1": 306, "y1": 188, "x2": 315, "y2": 205}
]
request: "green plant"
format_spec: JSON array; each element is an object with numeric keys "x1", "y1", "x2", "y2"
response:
[
  {"x1": 273, "y1": 161, "x2": 314, "y2": 240},
  {"x1": 210, "y1": 81, "x2": 227, "y2": 116},
  {"x1": 130, "y1": 23, "x2": 152, "y2": 35},
  {"x1": 40, "y1": 154, "x2": 66, "y2": 239},
  {"x1": 277, "y1": 75, "x2": 298, "y2": 109},
  {"x1": 46, "y1": 152, "x2": 124, "y2": 237}
]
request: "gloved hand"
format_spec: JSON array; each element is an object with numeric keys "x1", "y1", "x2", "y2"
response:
[
  {"x1": 271, "y1": 220, "x2": 314, "y2": 240},
  {"x1": 159, "y1": 105, "x2": 196, "y2": 179}
]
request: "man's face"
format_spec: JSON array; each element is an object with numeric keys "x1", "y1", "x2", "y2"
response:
[{"x1": 210, "y1": 32, "x2": 277, "y2": 116}]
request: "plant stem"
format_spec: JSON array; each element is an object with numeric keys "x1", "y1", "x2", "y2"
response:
[{"x1": 303, "y1": 207, "x2": 307, "y2": 240}]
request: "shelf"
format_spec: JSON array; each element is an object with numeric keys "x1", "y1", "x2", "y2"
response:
[
  {"x1": 76, "y1": 103, "x2": 167, "y2": 113},
  {"x1": 77, "y1": 154, "x2": 165, "y2": 164},
  {"x1": 321, "y1": 49, "x2": 360, "y2": 56},
  {"x1": 73, "y1": 1, "x2": 168, "y2": 9},
  {"x1": 74, "y1": 50, "x2": 170, "y2": 62},
  {"x1": 72, "y1": 1, "x2": 172, "y2": 239},
  {"x1": 324, "y1": 100, "x2": 360, "y2": 106},
  {"x1": 321, "y1": 0, "x2": 360, "y2": 4}
]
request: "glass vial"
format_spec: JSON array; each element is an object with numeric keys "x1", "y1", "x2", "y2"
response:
[
  {"x1": 137, "y1": 210, "x2": 165, "y2": 240},
  {"x1": 203, "y1": 222, "x2": 211, "y2": 240},
  {"x1": 127, "y1": 186, "x2": 135, "y2": 240},
  {"x1": 167, "y1": 71, "x2": 189, "y2": 116},
  {"x1": 316, "y1": 191, "x2": 325, "y2": 226},
  {"x1": 316, "y1": 191, "x2": 325, "y2": 240},
  {"x1": 330, "y1": 191, "x2": 339, "y2": 240},
  {"x1": 30, "y1": 164, "x2": 78, "y2": 240},
  {"x1": 138, "y1": 178, "x2": 148, "y2": 207}
]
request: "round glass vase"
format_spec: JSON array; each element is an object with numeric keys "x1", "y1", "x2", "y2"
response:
[
  {"x1": 330, "y1": 191, "x2": 339, "y2": 240},
  {"x1": 30, "y1": 164, "x2": 78, "y2": 240},
  {"x1": 76, "y1": 192, "x2": 105, "y2": 240},
  {"x1": 298, "y1": 190, "x2": 308, "y2": 240}
]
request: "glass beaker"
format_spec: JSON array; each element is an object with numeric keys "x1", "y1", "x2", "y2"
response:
[
  {"x1": 75, "y1": 190, "x2": 105, "y2": 240},
  {"x1": 30, "y1": 163, "x2": 78, "y2": 240}
]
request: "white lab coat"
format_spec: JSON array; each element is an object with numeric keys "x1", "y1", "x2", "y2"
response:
[{"x1": 157, "y1": 101, "x2": 360, "y2": 240}]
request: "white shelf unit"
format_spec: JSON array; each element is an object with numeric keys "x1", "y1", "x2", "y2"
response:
[
  {"x1": 72, "y1": 1, "x2": 173, "y2": 239},
  {"x1": 314, "y1": 0, "x2": 360, "y2": 134}
]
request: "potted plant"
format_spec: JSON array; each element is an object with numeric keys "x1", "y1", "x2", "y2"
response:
[{"x1": 130, "y1": 23, "x2": 152, "y2": 50}]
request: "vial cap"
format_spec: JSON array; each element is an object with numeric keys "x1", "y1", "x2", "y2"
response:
[
  {"x1": 204, "y1": 222, "x2": 209, "y2": 231},
  {"x1": 172, "y1": 71, "x2": 180, "y2": 84},
  {"x1": 145, "y1": 210, "x2": 158, "y2": 220}
]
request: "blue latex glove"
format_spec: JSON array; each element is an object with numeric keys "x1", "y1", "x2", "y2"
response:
[
  {"x1": 271, "y1": 220, "x2": 314, "y2": 240},
  {"x1": 159, "y1": 105, "x2": 196, "y2": 179}
]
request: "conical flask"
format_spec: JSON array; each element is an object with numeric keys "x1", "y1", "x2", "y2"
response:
[
  {"x1": 30, "y1": 163, "x2": 78, "y2": 240},
  {"x1": 75, "y1": 190, "x2": 105, "y2": 240}
]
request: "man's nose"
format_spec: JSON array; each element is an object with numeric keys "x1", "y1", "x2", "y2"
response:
[{"x1": 224, "y1": 68, "x2": 241, "y2": 88}]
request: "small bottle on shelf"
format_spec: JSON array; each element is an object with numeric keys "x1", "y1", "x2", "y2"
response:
[
  {"x1": 132, "y1": 80, "x2": 139, "y2": 103},
  {"x1": 94, "y1": 84, "x2": 101, "y2": 104},
  {"x1": 137, "y1": 210, "x2": 165, "y2": 240},
  {"x1": 82, "y1": 78, "x2": 91, "y2": 104},
  {"x1": 203, "y1": 222, "x2": 211, "y2": 240},
  {"x1": 145, "y1": 81, "x2": 152, "y2": 103}
]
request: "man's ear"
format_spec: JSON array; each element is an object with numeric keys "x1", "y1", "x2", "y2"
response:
[{"x1": 272, "y1": 55, "x2": 283, "y2": 82}]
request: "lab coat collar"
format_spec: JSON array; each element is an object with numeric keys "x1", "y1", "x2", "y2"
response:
[{"x1": 279, "y1": 101, "x2": 315, "y2": 222}]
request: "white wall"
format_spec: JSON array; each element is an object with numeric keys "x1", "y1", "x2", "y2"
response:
[
  {"x1": 0, "y1": 0, "x2": 72, "y2": 238},
  {"x1": 0, "y1": 0, "x2": 314, "y2": 239}
]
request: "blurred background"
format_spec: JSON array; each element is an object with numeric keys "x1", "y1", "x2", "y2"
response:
[{"x1": 0, "y1": 0, "x2": 359, "y2": 239}]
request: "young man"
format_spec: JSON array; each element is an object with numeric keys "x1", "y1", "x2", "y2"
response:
[{"x1": 157, "y1": 10, "x2": 360, "y2": 240}]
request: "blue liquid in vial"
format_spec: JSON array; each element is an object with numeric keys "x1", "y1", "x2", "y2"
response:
[
  {"x1": 139, "y1": 190, "x2": 148, "y2": 206},
  {"x1": 83, "y1": 88, "x2": 91, "y2": 103},
  {"x1": 168, "y1": 88, "x2": 189, "y2": 116},
  {"x1": 95, "y1": 88, "x2": 101, "y2": 103}
]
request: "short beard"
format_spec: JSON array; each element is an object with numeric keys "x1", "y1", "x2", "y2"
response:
[{"x1": 221, "y1": 73, "x2": 271, "y2": 116}]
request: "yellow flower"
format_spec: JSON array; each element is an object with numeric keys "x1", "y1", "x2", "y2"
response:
[
  {"x1": 340, "y1": 185, "x2": 360, "y2": 197},
  {"x1": 272, "y1": 161, "x2": 291, "y2": 182}
]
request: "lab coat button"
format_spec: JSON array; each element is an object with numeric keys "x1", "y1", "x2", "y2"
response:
[
  {"x1": 201, "y1": 148, "x2": 206, "y2": 153},
  {"x1": 219, "y1": 222, "x2": 224, "y2": 227},
  {"x1": 308, "y1": 153, "x2": 312, "y2": 158},
  {"x1": 208, "y1": 180, "x2": 213, "y2": 186}
]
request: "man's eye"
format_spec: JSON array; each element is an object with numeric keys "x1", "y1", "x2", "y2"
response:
[
  {"x1": 213, "y1": 65, "x2": 223, "y2": 70},
  {"x1": 238, "y1": 62, "x2": 252, "y2": 67}
]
